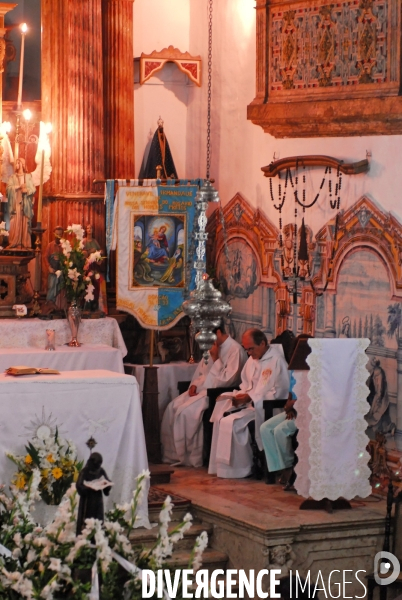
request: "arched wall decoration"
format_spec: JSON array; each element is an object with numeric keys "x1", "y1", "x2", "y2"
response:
[
  {"x1": 139, "y1": 46, "x2": 202, "y2": 86},
  {"x1": 207, "y1": 192, "x2": 293, "y2": 337},
  {"x1": 206, "y1": 192, "x2": 280, "y2": 286},
  {"x1": 314, "y1": 196, "x2": 402, "y2": 300},
  {"x1": 208, "y1": 193, "x2": 402, "y2": 339}
]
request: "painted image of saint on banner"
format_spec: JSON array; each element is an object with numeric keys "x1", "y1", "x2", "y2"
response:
[{"x1": 131, "y1": 214, "x2": 185, "y2": 288}]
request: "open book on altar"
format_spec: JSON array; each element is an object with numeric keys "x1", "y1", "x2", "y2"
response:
[
  {"x1": 84, "y1": 476, "x2": 114, "y2": 491},
  {"x1": 5, "y1": 366, "x2": 60, "y2": 376}
]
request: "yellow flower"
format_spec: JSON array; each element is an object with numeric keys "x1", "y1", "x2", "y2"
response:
[
  {"x1": 73, "y1": 467, "x2": 79, "y2": 482},
  {"x1": 51, "y1": 467, "x2": 63, "y2": 480},
  {"x1": 25, "y1": 454, "x2": 33, "y2": 464},
  {"x1": 46, "y1": 454, "x2": 55, "y2": 463},
  {"x1": 14, "y1": 472, "x2": 26, "y2": 489},
  {"x1": 41, "y1": 469, "x2": 49, "y2": 478}
]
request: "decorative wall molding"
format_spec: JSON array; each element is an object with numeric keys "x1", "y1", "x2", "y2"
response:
[
  {"x1": 139, "y1": 46, "x2": 201, "y2": 86},
  {"x1": 314, "y1": 196, "x2": 402, "y2": 298},
  {"x1": 210, "y1": 193, "x2": 402, "y2": 339},
  {"x1": 206, "y1": 192, "x2": 280, "y2": 286},
  {"x1": 248, "y1": 0, "x2": 402, "y2": 137}
]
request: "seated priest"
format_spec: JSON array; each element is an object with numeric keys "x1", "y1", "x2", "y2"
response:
[
  {"x1": 208, "y1": 328, "x2": 290, "y2": 478},
  {"x1": 161, "y1": 322, "x2": 246, "y2": 468}
]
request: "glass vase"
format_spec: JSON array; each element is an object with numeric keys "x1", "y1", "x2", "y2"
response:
[{"x1": 67, "y1": 301, "x2": 82, "y2": 347}]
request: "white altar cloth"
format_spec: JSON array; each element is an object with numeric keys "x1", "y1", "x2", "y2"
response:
[
  {"x1": 0, "y1": 317, "x2": 127, "y2": 357},
  {"x1": 0, "y1": 344, "x2": 124, "y2": 374},
  {"x1": 0, "y1": 369, "x2": 149, "y2": 526},
  {"x1": 125, "y1": 361, "x2": 198, "y2": 418},
  {"x1": 294, "y1": 338, "x2": 371, "y2": 501}
]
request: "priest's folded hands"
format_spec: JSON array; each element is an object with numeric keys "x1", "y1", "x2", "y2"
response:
[{"x1": 232, "y1": 393, "x2": 251, "y2": 408}]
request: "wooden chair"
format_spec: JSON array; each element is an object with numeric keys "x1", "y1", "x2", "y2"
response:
[
  {"x1": 177, "y1": 380, "x2": 191, "y2": 395},
  {"x1": 367, "y1": 481, "x2": 402, "y2": 600},
  {"x1": 202, "y1": 386, "x2": 237, "y2": 466}
]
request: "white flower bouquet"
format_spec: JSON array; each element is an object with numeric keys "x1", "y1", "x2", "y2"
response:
[
  {"x1": 0, "y1": 470, "x2": 208, "y2": 599},
  {"x1": 57, "y1": 224, "x2": 102, "y2": 305}
]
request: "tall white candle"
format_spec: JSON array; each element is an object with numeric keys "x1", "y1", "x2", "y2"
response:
[
  {"x1": 37, "y1": 149, "x2": 45, "y2": 224},
  {"x1": 17, "y1": 23, "x2": 28, "y2": 108}
]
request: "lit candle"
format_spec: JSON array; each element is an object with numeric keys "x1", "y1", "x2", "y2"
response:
[
  {"x1": 17, "y1": 23, "x2": 28, "y2": 108},
  {"x1": 37, "y1": 149, "x2": 45, "y2": 224},
  {"x1": 37, "y1": 122, "x2": 52, "y2": 225}
]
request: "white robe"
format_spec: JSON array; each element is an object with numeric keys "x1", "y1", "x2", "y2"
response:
[
  {"x1": 208, "y1": 345, "x2": 290, "y2": 478},
  {"x1": 161, "y1": 336, "x2": 246, "y2": 467}
]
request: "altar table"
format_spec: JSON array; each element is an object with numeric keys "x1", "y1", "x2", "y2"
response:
[
  {"x1": 125, "y1": 361, "x2": 198, "y2": 418},
  {"x1": 0, "y1": 344, "x2": 124, "y2": 374},
  {"x1": 0, "y1": 369, "x2": 149, "y2": 527},
  {"x1": 0, "y1": 317, "x2": 127, "y2": 357}
]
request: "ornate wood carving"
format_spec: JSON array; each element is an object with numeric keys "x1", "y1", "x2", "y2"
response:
[
  {"x1": 248, "y1": 0, "x2": 402, "y2": 137},
  {"x1": 262, "y1": 155, "x2": 370, "y2": 177},
  {"x1": 140, "y1": 46, "x2": 202, "y2": 86}
]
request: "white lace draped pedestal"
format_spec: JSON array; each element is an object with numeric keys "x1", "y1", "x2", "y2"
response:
[
  {"x1": 294, "y1": 338, "x2": 372, "y2": 501},
  {"x1": 0, "y1": 317, "x2": 127, "y2": 357},
  {"x1": 0, "y1": 370, "x2": 149, "y2": 527}
]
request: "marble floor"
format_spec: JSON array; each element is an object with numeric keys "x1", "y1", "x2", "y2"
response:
[{"x1": 154, "y1": 466, "x2": 387, "y2": 532}]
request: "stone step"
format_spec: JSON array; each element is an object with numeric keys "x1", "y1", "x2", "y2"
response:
[
  {"x1": 148, "y1": 501, "x2": 193, "y2": 523},
  {"x1": 165, "y1": 548, "x2": 228, "y2": 572},
  {"x1": 130, "y1": 522, "x2": 213, "y2": 550}
]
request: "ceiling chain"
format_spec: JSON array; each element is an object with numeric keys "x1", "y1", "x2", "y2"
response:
[{"x1": 206, "y1": 0, "x2": 213, "y2": 180}]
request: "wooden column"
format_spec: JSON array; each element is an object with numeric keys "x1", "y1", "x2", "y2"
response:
[
  {"x1": 42, "y1": 0, "x2": 105, "y2": 195},
  {"x1": 41, "y1": 0, "x2": 105, "y2": 290},
  {"x1": 102, "y1": 0, "x2": 135, "y2": 179}
]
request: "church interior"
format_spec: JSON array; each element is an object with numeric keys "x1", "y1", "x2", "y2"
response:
[{"x1": 0, "y1": 0, "x2": 402, "y2": 598}]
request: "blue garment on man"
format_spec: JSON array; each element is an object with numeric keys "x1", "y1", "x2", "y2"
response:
[{"x1": 260, "y1": 371, "x2": 296, "y2": 472}]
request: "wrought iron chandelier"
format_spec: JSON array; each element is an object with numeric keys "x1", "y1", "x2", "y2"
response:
[{"x1": 182, "y1": 0, "x2": 231, "y2": 361}]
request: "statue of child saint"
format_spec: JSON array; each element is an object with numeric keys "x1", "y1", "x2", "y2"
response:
[{"x1": 76, "y1": 452, "x2": 112, "y2": 535}]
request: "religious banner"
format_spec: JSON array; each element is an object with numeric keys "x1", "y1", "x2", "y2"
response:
[{"x1": 115, "y1": 183, "x2": 197, "y2": 329}]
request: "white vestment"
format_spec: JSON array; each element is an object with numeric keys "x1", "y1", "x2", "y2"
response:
[
  {"x1": 208, "y1": 345, "x2": 290, "y2": 478},
  {"x1": 161, "y1": 336, "x2": 246, "y2": 467}
]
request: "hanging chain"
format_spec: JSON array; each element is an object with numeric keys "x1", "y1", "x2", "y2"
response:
[{"x1": 206, "y1": 0, "x2": 213, "y2": 180}]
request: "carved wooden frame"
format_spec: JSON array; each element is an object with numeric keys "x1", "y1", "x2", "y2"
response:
[
  {"x1": 139, "y1": 46, "x2": 201, "y2": 86},
  {"x1": 247, "y1": 0, "x2": 402, "y2": 137}
]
